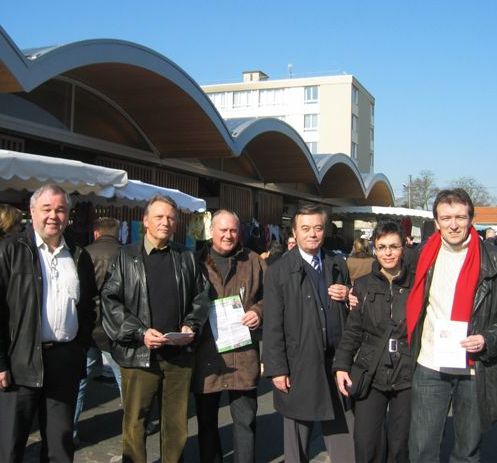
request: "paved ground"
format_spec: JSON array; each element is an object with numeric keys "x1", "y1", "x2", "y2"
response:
[{"x1": 23, "y1": 375, "x2": 497, "y2": 463}]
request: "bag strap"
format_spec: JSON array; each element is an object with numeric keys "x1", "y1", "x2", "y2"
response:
[{"x1": 367, "y1": 323, "x2": 395, "y2": 376}]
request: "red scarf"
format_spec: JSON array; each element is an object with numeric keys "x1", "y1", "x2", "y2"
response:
[{"x1": 406, "y1": 226, "x2": 480, "y2": 345}]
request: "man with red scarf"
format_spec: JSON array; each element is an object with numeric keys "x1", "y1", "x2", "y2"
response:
[{"x1": 407, "y1": 189, "x2": 497, "y2": 462}]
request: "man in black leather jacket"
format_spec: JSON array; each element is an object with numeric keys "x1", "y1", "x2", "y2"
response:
[
  {"x1": 101, "y1": 195, "x2": 209, "y2": 463},
  {"x1": 408, "y1": 189, "x2": 497, "y2": 462},
  {"x1": 0, "y1": 184, "x2": 96, "y2": 463}
]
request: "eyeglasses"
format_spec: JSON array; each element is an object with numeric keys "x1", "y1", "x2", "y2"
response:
[{"x1": 375, "y1": 244, "x2": 403, "y2": 253}]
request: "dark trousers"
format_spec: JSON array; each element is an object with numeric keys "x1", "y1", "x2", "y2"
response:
[
  {"x1": 195, "y1": 389, "x2": 257, "y2": 463},
  {"x1": 353, "y1": 386, "x2": 411, "y2": 463},
  {"x1": 121, "y1": 354, "x2": 193, "y2": 463},
  {"x1": 283, "y1": 416, "x2": 336, "y2": 463},
  {"x1": 0, "y1": 341, "x2": 85, "y2": 463}
]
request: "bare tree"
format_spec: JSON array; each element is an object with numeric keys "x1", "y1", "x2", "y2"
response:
[
  {"x1": 403, "y1": 170, "x2": 439, "y2": 210},
  {"x1": 448, "y1": 176, "x2": 493, "y2": 206}
]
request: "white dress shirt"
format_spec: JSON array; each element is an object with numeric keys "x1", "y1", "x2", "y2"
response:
[
  {"x1": 298, "y1": 247, "x2": 322, "y2": 271},
  {"x1": 35, "y1": 232, "x2": 80, "y2": 343}
]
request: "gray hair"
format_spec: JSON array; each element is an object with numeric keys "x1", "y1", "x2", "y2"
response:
[
  {"x1": 144, "y1": 194, "x2": 178, "y2": 216},
  {"x1": 30, "y1": 184, "x2": 71, "y2": 209},
  {"x1": 210, "y1": 209, "x2": 240, "y2": 229}
]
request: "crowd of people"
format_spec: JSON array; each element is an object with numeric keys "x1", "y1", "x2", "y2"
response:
[{"x1": 1, "y1": 184, "x2": 497, "y2": 463}]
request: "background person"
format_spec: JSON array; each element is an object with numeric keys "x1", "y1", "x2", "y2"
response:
[
  {"x1": 334, "y1": 221, "x2": 414, "y2": 463},
  {"x1": 0, "y1": 184, "x2": 96, "y2": 462},
  {"x1": 286, "y1": 234, "x2": 297, "y2": 252},
  {"x1": 73, "y1": 217, "x2": 122, "y2": 443},
  {"x1": 260, "y1": 239, "x2": 284, "y2": 265},
  {"x1": 0, "y1": 203, "x2": 23, "y2": 238},
  {"x1": 263, "y1": 204, "x2": 351, "y2": 462},
  {"x1": 192, "y1": 209, "x2": 265, "y2": 463},
  {"x1": 484, "y1": 227, "x2": 496, "y2": 245},
  {"x1": 346, "y1": 237, "x2": 374, "y2": 284}
]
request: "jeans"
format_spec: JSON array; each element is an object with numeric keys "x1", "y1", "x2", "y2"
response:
[
  {"x1": 409, "y1": 364, "x2": 481, "y2": 463},
  {"x1": 73, "y1": 347, "x2": 122, "y2": 438}
]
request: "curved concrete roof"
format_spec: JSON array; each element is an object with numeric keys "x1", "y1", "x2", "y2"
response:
[{"x1": 0, "y1": 26, "x2": 394, "y2": 205}]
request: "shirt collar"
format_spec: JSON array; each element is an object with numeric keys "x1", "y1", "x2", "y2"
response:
[
  {"x1": 34, "y1": 231, "x2": 67, "y2": 253},
  {"x1": 143, "y1": 235, "x2": 169, "y2": 255},
  {"x1": 298, "y1": 247, "x2": 322, "y2": 266}
]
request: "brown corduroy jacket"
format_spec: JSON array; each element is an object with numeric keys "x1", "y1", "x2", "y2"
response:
[{"x1": 191, "y1": 245, "x2": 265, "y2": 393}]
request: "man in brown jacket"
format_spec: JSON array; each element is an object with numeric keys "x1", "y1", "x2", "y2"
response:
[{"x1": 192, "y1": 209, "x2": 265, "y2": 463}]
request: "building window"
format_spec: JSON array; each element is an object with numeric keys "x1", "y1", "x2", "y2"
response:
[
  {"x1": 352, "y1": 86, "x2": 359, "y2": 105},
  {"x1": 306, "y1": 142, "x2": 318, "y2": 154},
  {"x1": 259, "y1": 88, "x2": 284, "y2": 106},
  {"x1": 370, "y1": 103, "x2": 375, "y2": 124},
  {"x1": 233, "y1": 90, "x2": 250, "y2": 108},
  {"x1": 370, "y1": 151, "x2": 374, "y2": 170},
  {"x1": 351, "y1": 142, "x2": 358, "y2": 160},
  {"x1": 351, "y1": 114, "x2": 358, "y2": 133},
  {"x1": 304, "y1": 86, "x2": 319, "y2": 103},
  {"x1": 370, "y1": 127, "x2": 374, "y2": 150},
  {"x1": 304, "y1": 114, "x2": 318, "y2": 131},
  {"x1": 209, "y1": 92, "x2": 226, "y2": 109}
]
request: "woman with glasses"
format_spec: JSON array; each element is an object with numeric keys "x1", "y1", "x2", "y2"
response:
[{"x1": 334, "y1": 221, "x2": 414, "y2": 463}]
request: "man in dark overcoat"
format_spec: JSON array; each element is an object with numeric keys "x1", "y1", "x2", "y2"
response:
[{"x1": 263, "y1": 204, "x2": 351, "y2": 462}]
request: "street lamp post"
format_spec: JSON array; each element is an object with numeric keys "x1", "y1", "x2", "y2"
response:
[{"x1": 403, "y1": 174, "x2": 412, "y2": 209}]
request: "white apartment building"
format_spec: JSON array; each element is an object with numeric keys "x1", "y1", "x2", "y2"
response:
[{"x1": 202, "y1": 71, "x2": 375, "y2": 174}]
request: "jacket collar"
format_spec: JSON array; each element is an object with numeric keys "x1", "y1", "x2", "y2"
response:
[
  {"x1": 370, "y1": 259, "x2": 412, "y2": 289},
  {"x1": 479, "y1": 240, "x2": 497, "y2": 281}
]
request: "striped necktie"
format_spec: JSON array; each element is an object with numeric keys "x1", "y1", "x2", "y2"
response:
[{"x1": 311, "y1": 255, "x2": 321, "y2": 273}]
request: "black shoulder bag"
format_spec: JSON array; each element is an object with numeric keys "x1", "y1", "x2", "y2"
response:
[{"x1": 346, "y1": 324, "x2": 394, "y2": 400}]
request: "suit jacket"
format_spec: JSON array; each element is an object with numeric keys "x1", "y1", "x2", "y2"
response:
[{"x1": 263, "y1": 247, "x2": 350, "y2": 421}]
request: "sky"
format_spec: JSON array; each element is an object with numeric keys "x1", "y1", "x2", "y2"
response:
[{"x1": 2, "y1": 1, "x2": 497, "y2": 199}]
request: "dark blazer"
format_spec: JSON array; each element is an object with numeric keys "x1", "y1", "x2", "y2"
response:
[
  {"x1": 263, "y1": 247, "x2": 350, "y2": 421},
  {"x1": 101, "y1": 240, "x2": 210, "y2": 368},
  {"x1": 0, "y1": 225, "x2": 97, "y2": 387}
]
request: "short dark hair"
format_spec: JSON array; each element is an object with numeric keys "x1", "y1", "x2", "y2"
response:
[
  {"x1": 94, "y1": 217, "x2": 119, "y2": 237},
  {"x1": 432, "y1": 189, "x2": 474, "y2": 220},
  {"x1": 291, "y1": 204, "x2": 327, "y2": 229},
  {"x1": 144, "y1": 194, "x2": 178, "y2": 216},
  {"x1": 372, "y1": 221, "x2": 405, "y2": 245}
]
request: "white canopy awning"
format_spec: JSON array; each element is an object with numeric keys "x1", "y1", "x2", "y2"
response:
[
  {"x1": 331, "y1": 206, "x2": 433, "y2": 221},
  {"x1": 113, "y1": 180, "x2": 206, "y2": 212},
  {"x1": 0, "y1": 149, "x2": 128, "y2": 197}
]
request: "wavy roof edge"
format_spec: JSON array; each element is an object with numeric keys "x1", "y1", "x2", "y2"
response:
[{"x1": 0, "y1": 26, "x2": 394, "y2": 205}]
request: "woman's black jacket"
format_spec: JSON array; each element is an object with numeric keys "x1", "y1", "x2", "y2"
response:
[{"x1": 333, "y1": 260, "x2": 414, "y2": 391}]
